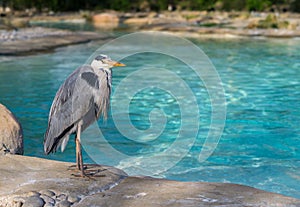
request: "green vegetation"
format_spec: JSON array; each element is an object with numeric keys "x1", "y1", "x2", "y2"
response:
[
  {"x1": 0, "y1": 0, "x2": 299, "y2": 12},
  {"x1": 257, "y1": 13, "x2": 289, "y2": 28}
]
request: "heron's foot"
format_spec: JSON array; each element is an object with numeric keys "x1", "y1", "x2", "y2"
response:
[
  {"x1": 69, "y1": 164, "x2": 106, "y2": 178},
  {"x1": 69, "y1": 164, "x2": 87, "y2": 170},
  {"x1": 71, "y1": 170, "x2": 105, "y2": 180},
  {"x1": 71, "y1": 169, "x2": 90, "y2": 179}
]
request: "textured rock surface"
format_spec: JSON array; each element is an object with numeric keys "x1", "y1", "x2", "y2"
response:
[
  {"x1": 0, "y1": 155, "x2": 300, "y2": 207},
  {"x1": 0, "y1": 103, "x2": 23, "y2": 155}
]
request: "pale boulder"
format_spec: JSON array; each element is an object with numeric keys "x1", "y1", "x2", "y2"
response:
[
  {"x1": 0, "y1": 103, "x2": 23, "y2": 155},
  {"x1": 92, "y1": 13, "x2": 119, "y2": 29}
]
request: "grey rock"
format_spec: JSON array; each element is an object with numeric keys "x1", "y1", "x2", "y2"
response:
[
  {"x1": 40, "y1": 194, "x2": 55, "y2": 205},
  {"x1": 44, "y1": 203, "x2": 55, "y2": 207},
  {"x1": 0, "y1": 155, "x2": 126, "y2": 206},
  {"x1": 22, "y1": 196, "x2": 45, "y2": 207},
  {"x1": 76, "y1": 176, "x2": 300, "y2": 207},
  {"x1": 0, "y1": 103, "x2": 23, "y2": 155},
  {"x1": 56, "y1": 193, "x2": 67, "y2": 201},
  {"x1": 40, "y1": 189, "x2": 55, "y2": 197},
  {"x1": 0, "y1": 155, "x2": 300, "y2": 207},
  {"x1": 67, "y1": 194, "x2": 80, "y2": 203},
  {"x1": 57, "y1": 200, "x2": 72, "y2": 207}
]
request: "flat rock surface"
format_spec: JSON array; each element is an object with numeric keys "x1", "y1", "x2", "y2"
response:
[
  {"x1": 0, "y1": 27, "x2": 109, "y2": 55},
  {"x1": 0, "y1": 155, "x2": 127, "y2": 207},
  {"x1": 1, "y1": 155, "x2": 300, "y2": 207},
  {"x1": 141, "y1": 24, "x2": 300, "y2": 38},
  {"x1": 76, "y1": 176, "x2": 300, "y2": 207}
]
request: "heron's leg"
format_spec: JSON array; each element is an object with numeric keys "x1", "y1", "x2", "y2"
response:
[
  {"x1": 75, "y1": 134, "x2": 80, "y2": 170},
  {"x1": 76, "y1": 121, "x2": 85, "y2": 177}
]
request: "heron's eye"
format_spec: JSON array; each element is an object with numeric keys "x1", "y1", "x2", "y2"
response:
[{"x1": 95, "y1": 55, "x2": 106, "y2": 61}]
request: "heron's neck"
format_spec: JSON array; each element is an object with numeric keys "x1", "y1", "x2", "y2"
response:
[
  {"x1": 91, "y1": 61, "x2": 110, "y2": 71},
  {"x1": 99, "y1": 67, "x2": 111, "y2": 77},
  {"x1": 91, "y1": 63, "x2": 111, "y2": 73}
]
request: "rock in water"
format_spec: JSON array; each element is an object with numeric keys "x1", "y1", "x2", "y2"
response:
[{"x1": 0, "y1": 103, "x2": 23, "y2": 155}]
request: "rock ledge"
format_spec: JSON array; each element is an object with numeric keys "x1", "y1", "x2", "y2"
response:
[
  {"x1": 0, "y1": 27, "x2": 109, "y2": 56},
  {"x1": 0, "y1": 155, "x2": 299, "y2": 207}
]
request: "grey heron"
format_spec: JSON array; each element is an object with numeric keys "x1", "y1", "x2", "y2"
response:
[{"x1": 44, "y1": 54, "x2": 125, "y2": 176}]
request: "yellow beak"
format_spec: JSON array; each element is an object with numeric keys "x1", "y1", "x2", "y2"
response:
[{"x1": 113, "y1": 62, "x2": 126, "y2": 67}]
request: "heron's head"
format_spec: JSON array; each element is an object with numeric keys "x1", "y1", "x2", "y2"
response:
[{"x1": 91, "y1": 54, "x2": 125, "y2": 70}]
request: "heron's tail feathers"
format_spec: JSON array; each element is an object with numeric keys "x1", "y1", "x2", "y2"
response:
[{"x1": 44, "y1": 124, "x2": 74, "y2": 154}]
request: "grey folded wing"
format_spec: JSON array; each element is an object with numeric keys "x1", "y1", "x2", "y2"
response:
[{"x1": 44, "y1": 65, "x2": 101, "y2": 154}]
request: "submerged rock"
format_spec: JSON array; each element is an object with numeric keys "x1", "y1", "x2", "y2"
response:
[{"x1": 0, "y1": 103, "x2": 23, "y2": 155}]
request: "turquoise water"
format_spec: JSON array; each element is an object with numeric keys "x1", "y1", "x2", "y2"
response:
[
  {"x1": 0, "y1": 37, "x2": 300, "y2": 198},
  {"x1": 30, "y1": 21, "x2": 96, "y2": 31}
]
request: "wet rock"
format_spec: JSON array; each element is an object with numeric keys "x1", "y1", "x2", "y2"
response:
[
  {"x1": 0, "y1": 103, "x2": 23, "y2": 155},
  {"x1": 22, "y1": 196, "x2": 45, "y2": 207}
]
